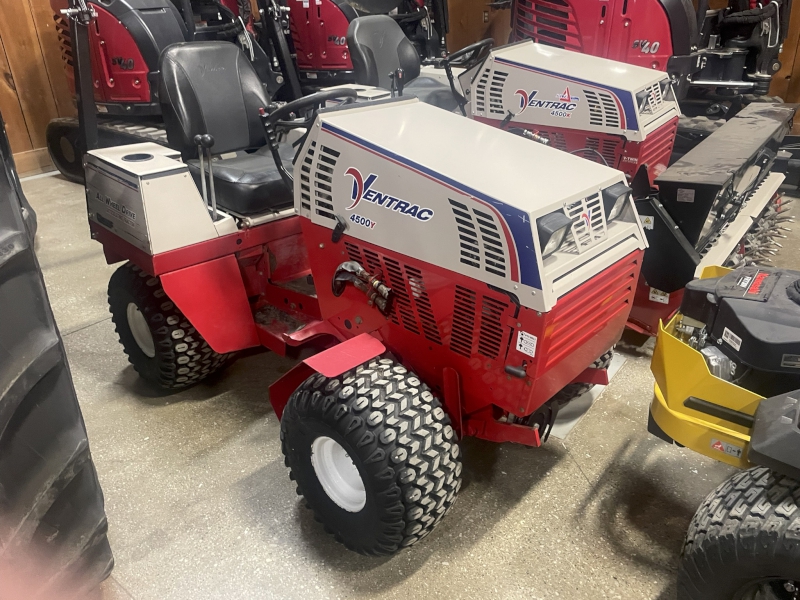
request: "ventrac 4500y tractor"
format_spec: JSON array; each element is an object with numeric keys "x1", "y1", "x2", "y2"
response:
[{"x1": 72, "y1": 8, "x2": 648, "y2": 553}]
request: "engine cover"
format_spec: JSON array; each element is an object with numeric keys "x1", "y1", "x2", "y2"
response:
[{"x1": 682, "y1": 266, "x2": 800, "y2": 375}]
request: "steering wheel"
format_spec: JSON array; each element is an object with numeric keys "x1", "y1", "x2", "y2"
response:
[
  {"x1": 262, "y1": 88, "x2": 359, "y2": 188},
  {"x1": 265, "y1": 88, "x2": 359, "y2": 130},
  {"x1": 433, "y1": 39, "x2": 493, "y2": 116},
  {"x1": 443, "y1": 38, "x2": 494, "y2": 70}
]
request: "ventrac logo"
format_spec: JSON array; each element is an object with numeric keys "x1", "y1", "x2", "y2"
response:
[
  {"x1": 579, "y1": 209, "x2": 591, "y2": 229},
  {"x1": 514, "y1": 87, "x2": 580, "y2": 115},
  {"x1": 344, "y1": 168, "x2": 434, "y2": 222}
]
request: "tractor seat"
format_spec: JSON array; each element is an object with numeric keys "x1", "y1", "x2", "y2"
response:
[
  {"x1": 347, "y1": 16, "x2": 459, "y2": 112},
  {"x1": 159, "y1": 41, "x2": 293, "y2": 216},
  {"x1": 185, "y1": 144, "x2": 296, "y2": 216}
]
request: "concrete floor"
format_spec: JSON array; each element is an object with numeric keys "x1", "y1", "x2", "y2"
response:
[{"x1": 21, "y1": 172, "x2": 800, "y2": 600}]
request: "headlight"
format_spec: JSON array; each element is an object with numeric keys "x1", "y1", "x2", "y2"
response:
[
  {"x1": 537, "y1": 211, "x2": 574, "y2": 258},
  {"x1": 602, "y1": 182, "x2": 632, "y2": 222}
]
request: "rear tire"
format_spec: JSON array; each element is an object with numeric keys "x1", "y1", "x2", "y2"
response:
[
  {"x1": 551, "y1": 349, "x2": 613, "y2": 406},
  {"x1": 678, "y1": 466, "x2": 800, "y2": 600},
  {"x1": 46, "y1": 118, "x2": 84, "y2": 183},
  {"x1": 281, "y1": 358, "x2": 462, "y2": 556},
  {"x1": 108, "y1": 263, "x2": 231, "y2": 390}
]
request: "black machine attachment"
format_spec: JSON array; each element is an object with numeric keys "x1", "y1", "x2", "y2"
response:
[
  {"x1": 678, "y1": 265, "x2": 800, "y2": 397},
  {"x1": 637, "y1": 102, "x2": 795, "y2": 293}
]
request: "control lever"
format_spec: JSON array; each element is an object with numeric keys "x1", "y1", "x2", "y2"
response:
[
  {"x1": 394, "y1": 68, "x2": 405, "y2": 97},
  {"x1": 388, "y1": 68, "x2": 405, "y2": 98},
  {"x1": 193, "y1": 133, "x2": 218, "y2": 221}
]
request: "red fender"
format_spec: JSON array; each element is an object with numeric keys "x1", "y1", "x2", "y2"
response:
[
  {"x1": 160, "y1": 255, "x2": 260, "y2": 354},
  {"x1": 268, "y1": 334, "x2": 386, "y2": 419}
]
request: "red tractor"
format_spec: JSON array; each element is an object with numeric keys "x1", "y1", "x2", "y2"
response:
[{"x1": 64, "y1": 0, "x2": 648, "y2": 553}]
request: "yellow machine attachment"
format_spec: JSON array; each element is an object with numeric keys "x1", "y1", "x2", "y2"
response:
[{"x1": 648, "y1": 266, "x2": 764, "y2": 468}]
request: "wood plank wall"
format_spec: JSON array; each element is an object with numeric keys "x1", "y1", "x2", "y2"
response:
[{"x1": 0, "y1": 0, "x2": 74, "y2": 176}]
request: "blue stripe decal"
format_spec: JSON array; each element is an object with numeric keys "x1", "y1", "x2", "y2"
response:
[
  {"x1": 321, "y1": 122, "x2": 542, "y2": 289},
  {"x1": 495, "y1": 57, "x2": 639, "y2": 131}
]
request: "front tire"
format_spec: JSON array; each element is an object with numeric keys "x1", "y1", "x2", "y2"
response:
[
  {"x1": 281, "y1": 358, "x2": 462, "y2": 556},
  {"x1": 678, "y1": 466, "x2": 800, "y2": 600},
  {"x1": 108, "y1": 263, "x2": 231, "y2": 389}
]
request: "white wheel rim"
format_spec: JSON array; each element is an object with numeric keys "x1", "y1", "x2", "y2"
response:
[
  {"x1": 310, "y1": 436, "x2": 366, "y2": 512},
  {"x1": 126, "y1": 302, "x2": 155, "y2": 358}
]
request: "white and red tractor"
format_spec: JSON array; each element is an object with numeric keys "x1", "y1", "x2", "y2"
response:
[{"x1": 74, "y1": 10, "x2": 648, "y2": 552}]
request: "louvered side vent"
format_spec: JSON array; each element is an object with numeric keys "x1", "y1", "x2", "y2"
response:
[
  {"x1": 585, "y1": 137, "x2": 621, "y2": 167},
  {"x1": 477, "y1": 296, "x2": 508, "y2": 359},
  {"x1": 383, "y1": 257, "x2": 420, "y2": 335},
  {"x1": 474, "y1": 209, "x2": 507, "y2": 277},
  {"x1": 299, "y1": 141, "x2": 315, "y2": 211},
  {"x1": 475, "y1": 71, "x2": 489, "y2": 114},
  {"x1": 562, "y1": 193, "x2": 607, "y2": 253},
  {"x1": 314, "y1": 144, "x2": 338, "y2": 220},
  {"x1": 449, "y1": 200, "x2": 508, "y2": 278},
  {"x1": 550, "y1": 132, "x2": 567, "y2": 151},
  {"x1": 583, "y1": 90, "x2": 620, "y2": 128},
  {"x1": 344, "y1": 241, "x2": 362, "y2": 263},
  {"x1": 488, "y1": 71, "x2": 509, "y2": 116},
  {"x1": 513, "y1": 0, "x2": 583, "y2": 51},
  {"x1": 405, "y1": 266, "x2": 442, "y2": 344},
  {"x1": 450, "y1": 286, "x2": 477, "y2": 357},
  {"x1": 54, "y1": 15, "x2": 72, "y2": 66},
  {"x1": 362, "y1": 248, "x2": 384, "y2": 278},
  {"x1": 639, "y1": 82, "x2": 663, "y2": 115}
]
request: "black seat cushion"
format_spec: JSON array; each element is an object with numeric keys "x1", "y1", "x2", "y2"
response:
[
  {"x1": 187, "y1": 144, "x2": 295, "y2": 216},
  {"x1": 405, "y1": 77, "x2": 459, "y2": 111},
  {"x1": 158, "y1": 41, "x2": 297, "y2": 216}
]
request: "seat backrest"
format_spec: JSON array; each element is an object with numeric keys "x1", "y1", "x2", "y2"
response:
[
  {"x1": 158, "y1": 41, "x2": 269, "y2": 158},
  {"x1": 346, "y1": 16, "x2": 420, "y2": 89}
]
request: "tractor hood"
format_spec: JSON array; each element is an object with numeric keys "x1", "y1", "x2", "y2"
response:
[
  {"x1": 462, "y1": 40, "x2": 680, "y2": 141},
  {"x1": 296, "y1": 98, "x2": 647, "y2": 312}
]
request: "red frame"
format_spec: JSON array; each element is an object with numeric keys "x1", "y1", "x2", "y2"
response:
[{"x1": 94, "y1": 213, "x2": 642, "y2": 446}]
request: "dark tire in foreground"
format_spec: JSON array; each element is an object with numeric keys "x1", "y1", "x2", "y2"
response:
[
  {"x1": 281, "y1": 358, "x2": 462, "y2": 555},
  {"x1": 108, "y1": 263, "x2": 231, "y2": 390},
  {"x1": 678, "y1": 466, "x2": 800, "y2": 600},
  {"x1": 1, "y1": 113, "x2": 112, "y2": 593},
  {"x1": 551, "y1": 349, "x2": 614, "y2": 406}
]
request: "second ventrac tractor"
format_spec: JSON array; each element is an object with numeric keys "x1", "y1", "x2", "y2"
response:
[{"x1": 67, "y1": 2, "x2": 648, "y2": 554}]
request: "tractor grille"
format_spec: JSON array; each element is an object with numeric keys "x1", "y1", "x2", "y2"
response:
[
  {"x1": 636, "y1": 116, "x2": 678, "y2": 173},
  {"x1": 341, "y1": 242, "x2": 513, "y2": 358},
  {"x1": 54, "y1": 14, "x2": 73, "y2": 68},
  {"x1": 561, "y1": 193, "x2": 607, "y2": 254},
  {"x1": 584, "y1": 90, "x2": 620, "y2": 129},
  {"x1": 638, "y1": 82, "x2": 664, "y2": 115},
  {"x1": 534, "y1": 128, "x2": 622, "y2": 168},
  {"x1": 585, "y1": 136, "x2": 622, "y2": 167},
  {"x1": 475, "y1": 70, "x2": 508, "y2": 116},
  {"x1": 309, "y1": 143, "x2": 339, "y2": 220},
  {"x1": 544, "y1": 252, "x2": 639, "y2": 369},
  {"x1": 475, "y1": 72, "x2": 489, "y2": 114},
  {"x1": 342, "y1": 242, "x2": 442, "y2": 344},
  {"x1": 488, "y1": 71, "x2": 508, "y2": 116},
  {"x1": 450, "y1": 286, "x2": 509, "y2": 359},
  {"x1": 513, "y1": 0, "x2": 583, "y2": 51},
  {"x1": 449, "y1": 199, "x2": 508, "y2": 278},
  {"x1": 299, "y1": 141, "x2": 314, "y2": 211}
]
